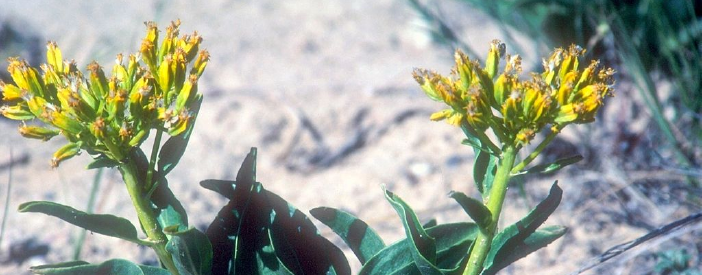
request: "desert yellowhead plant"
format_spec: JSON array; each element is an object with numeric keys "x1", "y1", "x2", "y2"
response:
[
  {"x1": 0, "y1": 18, "x2": 615, "y2": 275},
  {"x1": 1, "y1": 20, "x2": 209, "y2": 275},
  {"x1": 412, "y1": 40, "x2": 614, "y2": 275}
]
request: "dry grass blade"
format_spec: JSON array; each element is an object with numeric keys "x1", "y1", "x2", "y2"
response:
[{"x1": 567, "y1": 211, "x2": 702, "y2": 275}]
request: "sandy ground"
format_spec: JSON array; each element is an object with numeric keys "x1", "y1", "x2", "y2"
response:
[{"x1": 0, "y1": 1, "x2": 699, "y2": 274}]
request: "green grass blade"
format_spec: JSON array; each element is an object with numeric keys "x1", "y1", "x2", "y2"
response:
[{"x1": 0, "y1": 148, "x2": 14, "y2": 252}]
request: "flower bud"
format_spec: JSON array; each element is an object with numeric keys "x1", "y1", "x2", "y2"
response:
[
  {"x1": 141, "y1": 22, "x2": 159, "y2": 71},
  {"x1": 555, "y1": 103, "x2": 579, "y2": 124},
  {"x1": 19, "y1": 125, "x2": 60, "y2": 141},
  {"x1": 1, "y1": 105, "x2": 34, "y2": 120},
  {"x1": 575, "y1": 60, "x2": 598, "y2": 91},
  {"x1": 555, "y1": 71, "x2": 577, "y2": 105},
  {"x1": 9, "y1": 60, "x2": 45, "y2": 98},
  {"x1": 159, "y1": 20, "x2": 181, "y2": 60},
  {"x1": 171, "y1": 48, "x2": 188, "y2": 100},
  {"x1": 191, "y1": 50, "x2": 210, "y2": 78},
  {"x1": 176, "y1": 74, "x2": 198, "y2": 111},
  {"x1": 412, "y1": 68, "x2": 443, "y2": 102},
  {"x1": 446, "y1": 112, "x2": 464, "y2": 126},
  {"x1": 112, "y1": 54, "x2": 129, "y2": 85},
  {"x1": 558, "y1": 45, "x2": 584, "y2": 82},
  {"x1": 454, "y1": 50, "x2": 473, "y2": 91},
  {"x1": 429, "y1": 109, "x2": 452, "y2": 121},
  {"x1": 26, "y1": 95, "x2": 49, "y2": 119},
  {"x1": 1, "y1": 81, "x2": 23, "y2": 101},
  {"x1": 158, "y1": 54, "x2": 173, "y2": 96},
  {"x1": 493, "y1": 74, "x2": 512, "y2": 107},
  {"x1": 90, "y1": 117, "x2": 106, "y2": 139},
  {"x1": 485, "y1": 39, "x2": 504, "y2": 80},
  {"x1": 465, "y1": 102, "x2": 487, "y2": 131},
  {"x1": 167, "y1": 109, "x2": 191, "y2": 136},
  {"x1": 46, "y1": 41, "x2": 64, "y2": 74},
  {"x1": 87, "y1": 62, "x2": 109, "y2": 100},
  {"x1": 106, "y1": 88, "x2": 128, "y2": 121},
  {"x1": 51, "y1": 142, "x2": 81, "y2": 168},
  {"x1": 181, "y1": 32, "x2": 202, "y2": 62},
  {"x1": 50, "y1": 111, "x2": 84, "y2": 135}
]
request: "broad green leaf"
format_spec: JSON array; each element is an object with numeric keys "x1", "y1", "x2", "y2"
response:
[
  {"x1": 482, "y1": 182, "x2": 563, "y2": 274},
  {"x1": 165, "y1": 228, "x2": 213, "y2": 275},
  {"x1": 151, "y1": 177, "x2": 189, "y2": 233},
  {"x1": 460, "y1": 122, "x2": 498, "y2": 196},
  {"x1": 359, "y1": 223, "x2": 478, "y2": 275},
  {"x1": 310, "y1": 207, "x2": 386, "y2": 264},
  {"x1": 158, "y1": 96, "x2": 202, "y2": 176},
  {"x1": 473, "y1": 151, "x2": 497, "y2": 197},
  {"x1": 519, "y1": 155, "x2": 583, "y2": 175},
  {"x1": 30, "y1": 259, "x2": 170, "y2": 275},
  {"x1": 482, "y1": 226, "x2": 566, "y2": 275},
  {"x1": 203, "y1": 148, "x2": 350, "y2": 275},
  {"x1": 449, "y1": 192, "x2": 492, "y2": 233},
  {"x1": 18, "y1": 201, "x2": 140, "y2": 243},
  {"x1": 384, "y1": 189, "x2": 442, "y2": 275}
]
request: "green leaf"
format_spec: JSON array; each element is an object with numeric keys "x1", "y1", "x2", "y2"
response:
[
  {"x1": 519, "y1": 155, "x2": 583, "y2": 175},
  {"x1": 158, "y1": 96, "x2": 202, "y2": 176},
  {"x1": 86, "y1": 156, "x2": 118, "y2": 169},
  {"x1": 359, "y1": 223, "x2": 479, "y2": 274},
  {"x1": 310, "y1": 207, "x2": 386, "y2": 264},
  {"x1": 473, "y1": 150, "x2": 497, "y2": 197},
  {"x1": 449, "y1": 192, "x2": 492, "y2": 233},
  {"x1": 482, "y1": 182, "x2": 564, "y2": 275},
  {"x1": 30, "y1": 259, "x2": 170, "y2": 275},
  {"x1": 203, "y1": 148, "x2": 350, "y2": 275},
  {"x1": 460, "y1": 122, "x2": 498, "y2": 197},
  {"x1": 165, "y1": 228, "x2": 213, "y2": 275},
  {"x1": 18, "y1": 201, "x2": 141, "y2": 244},
  {"x1": 481, "y1": 226, "x2": 566, "y2": 275},
  {"x1": 151, "y1": 177, "x2": 189, "y2": 233},
  {"x1": 384, "y1": 188, "x2": 442, "y2": 275}
]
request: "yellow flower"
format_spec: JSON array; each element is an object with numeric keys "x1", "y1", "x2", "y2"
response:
[
  {"x1": 415, "y1": 41, "x2": 614, "y2": 147},
  {"x1": 1, "y1": 20, "x2": 208, "y2": 167}
]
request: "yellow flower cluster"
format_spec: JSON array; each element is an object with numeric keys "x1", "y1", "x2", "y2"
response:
[
  {"x1": 413, "y1": 40, "x2": 614, "y2": 145},
  {"x1": 0, "y1": 20, "x2": 209, "y2": 167}
]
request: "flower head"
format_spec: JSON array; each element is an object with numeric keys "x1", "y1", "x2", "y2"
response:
[
  {"x1": 0, "y1": 20, "x2": 208, "y2": 167},
  {"x1": 414, "y1": 41, "x2": 614, "y2": 146}
]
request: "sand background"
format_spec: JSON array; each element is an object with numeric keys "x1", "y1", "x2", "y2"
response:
[{"x1": 0, "y1": 1, "x2": 699, "y2": 274}]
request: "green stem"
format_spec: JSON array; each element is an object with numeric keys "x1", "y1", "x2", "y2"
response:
[
  {"x1": 463, "y1": 146, "x2": 518, "y2": 275},
  {"x1": 511, "y1": 128, "x2": 559, "y2": 174},
  {"x1": 119, "y1": 161, "x2": 179, "y2": 275},
  {"x1": 145, "y1": 128, "x2": 164, "y2": 194}
]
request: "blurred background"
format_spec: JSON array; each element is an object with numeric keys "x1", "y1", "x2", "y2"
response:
[{"x1": 1, "y1": 0, "x2": 701, "y2": 274}]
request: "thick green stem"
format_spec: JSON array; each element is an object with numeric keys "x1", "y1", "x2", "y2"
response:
[
  {"x1": 463, "y1": 146, "x2": 518, "y2": 275},
  {"x1": 119, "y1": 161, "x2": 179, "y2": 275}
]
